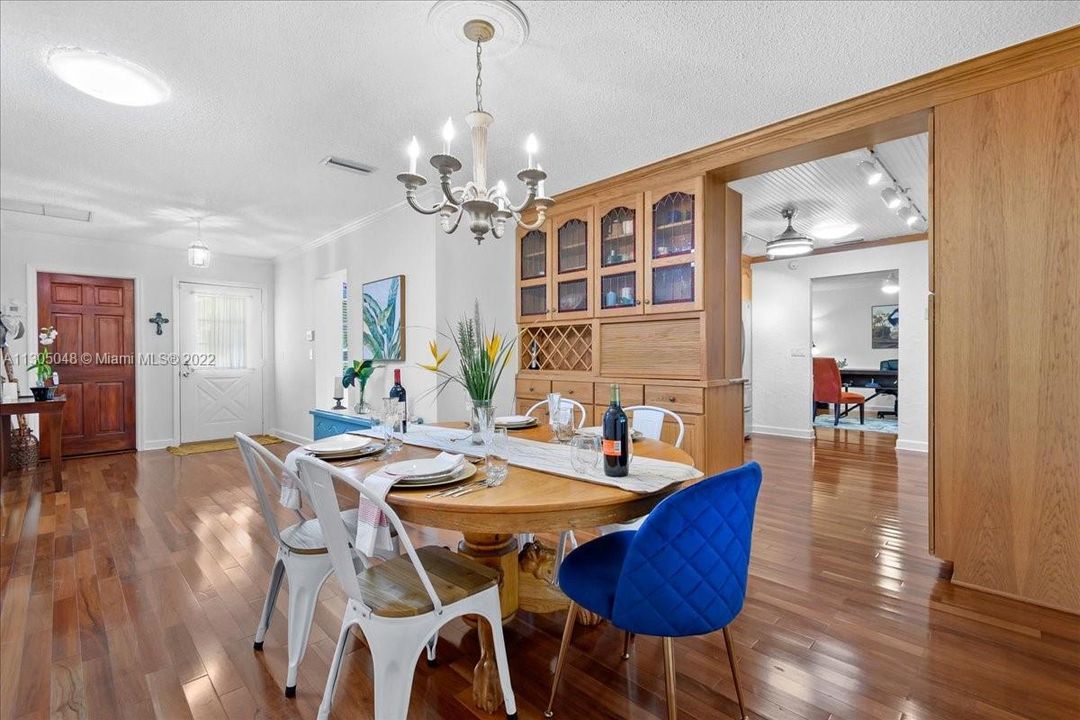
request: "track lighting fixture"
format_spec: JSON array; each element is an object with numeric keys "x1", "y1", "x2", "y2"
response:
[
  {"x1": 880, "y1": 186, "x2": 903, "y2": 209},
  {"x1": 858, "y1": 160, "x2": 883, "y2": 185},
  {"x1": 881, "y1": 272, "x2": 900, "y2": 294},
  {"x1": 898, "y1": 205, "x2": 919, "y2": 226},
  {"x1": 860, "y1": 147, "x2": 926, "y2": 229}
]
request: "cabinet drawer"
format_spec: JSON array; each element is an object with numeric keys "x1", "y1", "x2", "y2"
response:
[
  {"x1": 645, "y1": 385, "x2": 705, "y2": 414},
  {"x1": 552, "y1": 380, "x2": 593, "y2": 405},
  {"x1": 516, "y1": 378, "x2": 551, "y2": 400},
  {"x1": 595, "y1": 382, "x2": 644, "y2": 407}
]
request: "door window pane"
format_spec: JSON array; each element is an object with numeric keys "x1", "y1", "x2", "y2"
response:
[
  {"x1": 601, "y1": 207, "x2": 635, "y2": 267},
  {"x1": 558, "y1": 279, "x2": 588, "y2": 313},
  {"x1": 521, "y1": 229, "x2": 547, "y2": 280},
  {"x1": 558, "y1": 219, "x2": 588, "y2": 273},
  {"x1": 601, "y1": 272, "x2": 637, "y2": 309},
  {"x1": 193, "y1": 293, "x2": 249, "y2": 368},
  {"x1": 652, "y1": 264, "x2": 695, "y2": 306},
  {"x1": 652, "y1": 192, "x2": 695, "y2": 258}
]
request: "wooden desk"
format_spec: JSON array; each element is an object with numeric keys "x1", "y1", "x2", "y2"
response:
[
  {"x1": 0, "y1": 397, "x2": 66, "y2": 491},
  {"x1": 335, "y1": 422, "x2": 702, "y2": 712}
]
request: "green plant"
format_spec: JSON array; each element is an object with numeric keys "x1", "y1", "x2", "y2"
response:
[
  {"x1": 28, "y1": 326, "x2": 57, "y2": 386},
  {"x1": 342, "y1": 359, "x2": 375, "y2": 408},
  {"x1": 420, "y1": 302, "x2": 514, "y2": 404}
]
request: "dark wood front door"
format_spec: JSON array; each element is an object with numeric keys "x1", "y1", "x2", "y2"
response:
[{"x1": 37, "y1": 273, "x2": 136, "y2": 456}]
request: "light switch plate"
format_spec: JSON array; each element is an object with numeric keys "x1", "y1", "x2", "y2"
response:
[{"x1": 305, "y1": 330, "x2": 315, "y2": 341}]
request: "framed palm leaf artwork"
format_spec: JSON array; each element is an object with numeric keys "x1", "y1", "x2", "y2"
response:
[{"x1": 361, "y1": 275, "x2": 405, "y2": 361}]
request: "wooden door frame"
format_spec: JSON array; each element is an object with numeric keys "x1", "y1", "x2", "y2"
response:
[
  {"x1": 171, "y1": 278, "x2": 270, "y2": 445},
  {"x1": 26, "y1": 264, "x2": 146, "y2": 449}
]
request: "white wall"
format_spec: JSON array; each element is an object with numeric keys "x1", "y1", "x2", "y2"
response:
[
  {"x1": 271, "y1": 205, "x2": 519, "y2": 444},
  {"x1": 0, "y1": 226, "x2": 275, "y2": 449},
  {"x1": 751, "y1": 241, "x2": 928, "y2": 451},
  {"x1": 811, "y1": 273, "x2": 899, "y2": 412}
]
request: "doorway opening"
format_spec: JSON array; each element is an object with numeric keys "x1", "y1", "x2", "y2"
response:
[{"x1": 177, "y1": 282, "x2": 264, "y2": 443}]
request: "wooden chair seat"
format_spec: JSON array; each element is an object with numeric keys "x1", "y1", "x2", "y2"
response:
[
  {"x1": 357, "y1": 546, "x2": 500, "y2": 617},
  {"x1": 840, "y1": 391, "x2": 867, "y2": 405}
]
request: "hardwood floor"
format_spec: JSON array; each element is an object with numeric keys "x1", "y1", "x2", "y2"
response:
[{"x1": 2, "y1": 431, "x2": 1077, "y2": 720}]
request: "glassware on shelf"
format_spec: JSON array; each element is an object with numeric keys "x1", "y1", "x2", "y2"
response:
[
  {"x1": 652, "y1": 192, "x2": 695, "y2": 259},
  {"x1": 521, "y1": 285, "x2": 547, "y2": 316},
  {"x1": 558, "y1": 279, "x2": 587, "y2": 312},
  {"x1": 520, "y1": 229, "x2": 547, "y2": 280},
  {"x1": 601, "y1": 271, "x2": 636, "y2": 309},
  {"x1": 558, "y1": 219, "x2": 588, "y2": 273},
  {"x1": 652, "y1": 263, "x2": 695, "y2": 305}
]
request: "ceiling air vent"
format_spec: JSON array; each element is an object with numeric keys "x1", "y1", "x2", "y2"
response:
[
  {"x1": 0, "y1": 197, "x2": 93, "y2": 222},
  {"x1": 320, "y1": 156, "x2": 375, "y2": 175}
]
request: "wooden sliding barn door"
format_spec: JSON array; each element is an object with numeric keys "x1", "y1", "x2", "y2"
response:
[
  {"x1": 934, "y1": 67, "x2": 1079, "y2": 613},
  {"x1": 37, "y1": 273, "x2": 136, "y2": 456}
]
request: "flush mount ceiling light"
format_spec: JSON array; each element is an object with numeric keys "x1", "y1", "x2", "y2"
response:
[
  {"x1": 881, "y1": 272, "x2": 900, "y2": 294},
  {"x1": 766, "y1": 207, "x2": 814, "y2": 259},
  {"x1": 811, "y1": 222, "x2": 858, "y2": 241},
  {"x1": 188, "y1": 218, "x2": 210, "y2": 269},
  {"x1": 47, "y1": 47, "x2": 169, "y2": 106},
  {"x1": 858, "y1": 160, "x2": 883, "y2": 185},
  {"x1": 397, "y1": 11, "x2": 551, "y2": 244}
]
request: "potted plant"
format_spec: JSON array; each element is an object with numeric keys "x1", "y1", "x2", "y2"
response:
[
  {"x1": 420, "y1": 302, "x2": 515, "y2": 442},
  {"x1": 342, "y1": 359, "x2": 376, "y2": 414},
  {"x1": 28, "y1": 326, "x2": 58, "y2": 401}
]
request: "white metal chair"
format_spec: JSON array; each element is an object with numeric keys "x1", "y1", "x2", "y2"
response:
[
  {"x1": 297, "y1": 455, "x2": 518, "y2": 720},
  {"x1": 525, "y1": 398, "x2": 587, "y2": 428},
  {"x1": 235, "y1": 432, "x2": 401, "y2": 697}
]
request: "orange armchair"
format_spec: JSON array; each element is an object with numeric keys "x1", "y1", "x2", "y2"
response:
[{"x1": 813, "y1": 357, "x2": 865, "y2": 426}]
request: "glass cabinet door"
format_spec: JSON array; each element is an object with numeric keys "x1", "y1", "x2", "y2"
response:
[
  {"x1": 644, "y1": 178, "x2": 703, "y2": 313},
  {"x1": 595, "y1": 196, "x2": 644, "y2": 317},
  {"x1": 516, "y1": 220, "x2": 551, "y2": 321},
  {"x1": 551, "y1": 207, "x2": 593, "y2": 320}
]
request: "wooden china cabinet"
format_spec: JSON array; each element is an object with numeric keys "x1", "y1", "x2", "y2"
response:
[{"x1": 514, "y1": 173, "x2": 745, "y2": 474}]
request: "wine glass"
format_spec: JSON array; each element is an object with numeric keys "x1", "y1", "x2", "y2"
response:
[{"x1": 380, "y1": 398, "x2": 404, "y2": 454}]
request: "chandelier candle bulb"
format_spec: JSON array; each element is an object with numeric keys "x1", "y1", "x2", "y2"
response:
[
  {"x1": 526, "y1": 133, "x2": 538, "y2": 168},
  {"x1": 407, "y1": 136, "x2": 420, "y2": 174},
  {"x1": 442, "y1": 117, "x2": 455, "y2": 154}
]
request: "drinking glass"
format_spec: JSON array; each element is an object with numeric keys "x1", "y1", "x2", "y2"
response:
[
  {"x1": 381, "y1": 398, "x2": 404, "y2": 454},
  {"x1": 570, "y1": 434, "x2": 601, "y2": 476},
  {"x1": 552, "y1": 407, "x2": 576, "y2": 443},
  {"x1": 485, "y1": 428, "x2": 510, "y2": 486}
]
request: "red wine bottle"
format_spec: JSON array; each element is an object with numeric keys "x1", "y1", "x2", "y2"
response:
[
  {"x1": 602, "y1": 384, "x2": 629, "y2": 477},
  {"x1": 389, "y1": 369, "x2": 407, "y2": 432}
]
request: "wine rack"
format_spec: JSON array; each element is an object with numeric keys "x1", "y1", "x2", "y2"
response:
[{"x1": 518, "y1": 323, "x2": 593, "y2": 373}]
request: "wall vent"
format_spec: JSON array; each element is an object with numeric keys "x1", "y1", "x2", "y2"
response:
[{"x1": 320, "y1": 156, "x2": 375, "y2": 175}]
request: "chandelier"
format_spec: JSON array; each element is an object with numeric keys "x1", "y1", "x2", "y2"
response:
[{"x1": 397, "y1": 19, "x2": 553, "y2": 244}]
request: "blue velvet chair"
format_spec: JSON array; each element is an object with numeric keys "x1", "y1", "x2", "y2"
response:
[{"x1": 545, "y1": 461, "x2": 763, "y2": 720}]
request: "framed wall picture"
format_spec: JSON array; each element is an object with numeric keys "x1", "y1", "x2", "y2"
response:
[
  {"x1": 871, "y1": 304, "x2": 899, "y2": 349},
  {"x1": 361, "y1": 275, "x2": 405, "y2": 361}
]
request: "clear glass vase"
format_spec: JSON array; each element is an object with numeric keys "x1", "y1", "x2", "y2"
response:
[{"x1": 467, "y1": 399, "x2": 495, "y2": 445}]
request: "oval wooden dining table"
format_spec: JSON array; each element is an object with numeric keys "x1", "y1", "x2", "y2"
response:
[{"x1": 334, "y1": 422, "x2": 703, "y2": 713}]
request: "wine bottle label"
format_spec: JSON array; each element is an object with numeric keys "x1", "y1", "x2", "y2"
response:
[{"x1": 602, "y1": 439, "x2": 622, "y2": 456}]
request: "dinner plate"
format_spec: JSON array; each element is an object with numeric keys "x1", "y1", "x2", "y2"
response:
[
  {"x1": 305, "y1": 435, "x2": 375, "y2": 455},
  {"x1": 495, "y1": 415, "x2": 538, "y2": 428},
  {"x1": 318, "y1": 443, "x2": 385, "y2": 460},
  {"x1": 578, "y1": 426, "x2": 645, "y2": 441},
  {"x1": 383, "y1": 455, "x2": 464, "y2": 480},
  {"x1": 395, "y1": 462, "x2": 477, "y2": 489}
]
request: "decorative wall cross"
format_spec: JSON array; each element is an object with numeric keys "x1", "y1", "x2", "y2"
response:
[{"x1": 149, "y1": 312, "x2": 170, "y2": 335}]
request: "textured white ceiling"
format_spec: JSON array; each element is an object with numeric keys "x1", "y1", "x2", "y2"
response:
[
  {"x1": 732, "y1": 133, "x2": 929, "y2": 255},
  {"x1": 1, "y1": 1, "x2": 1077, "y2": 258}
]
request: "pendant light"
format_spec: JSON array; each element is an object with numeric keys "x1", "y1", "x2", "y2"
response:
[
  {"x1": 881, "y1": 272, "x2": 900, "y2": 294},
  {"x1": 765, "y1": 206, "x2": 814, "y2": 259},
  {"x1": 188, "y1": 218, "x2": 210, "y2": 268}
]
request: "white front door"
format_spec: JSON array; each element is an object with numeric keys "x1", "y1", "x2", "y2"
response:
[{"x1": 179, "y1": 282, "x2": 264, "y2": 443}]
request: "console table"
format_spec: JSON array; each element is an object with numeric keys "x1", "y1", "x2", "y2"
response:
[
  {"x1": 1, "y1": 396, "x2": 66, "y2": 491},
  {"x1": 309, "y1": 408, "x2": 375, "y2": 440}
]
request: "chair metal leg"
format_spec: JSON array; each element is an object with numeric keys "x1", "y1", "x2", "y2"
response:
[
  {"x1": 722, "y1": 627, "x2": 748, "y2": 720},
  {"x1": 544, "y1": 600, "x2": 579, "y2": 718},
  {"x1": 663, "y1": 636, "x2": 677, "y2": 720},
  {"x1": 834, "y1": 403, "x2": 840, "y2": 426},
  {"x1": 621, "y1": 631, "x2": 634, "y2": 660},
  {"x1": 859, "y1": 402, "x2": 865, "y2": 424}
]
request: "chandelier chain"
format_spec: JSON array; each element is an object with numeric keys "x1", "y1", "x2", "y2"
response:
[{"x1": 475, "y1": 38, "x2": 483, "y2": 112}]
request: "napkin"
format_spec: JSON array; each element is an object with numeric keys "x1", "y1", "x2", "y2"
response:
[{"x1": 354, "y1": 452, "x2": 465, "y2": 556}]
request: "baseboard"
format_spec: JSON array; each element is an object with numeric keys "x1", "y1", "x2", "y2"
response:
[
  {"x1": 139, "y1": 438, "x2": 174, "y2": 451},
  {"x1": 751, "y1": 424, "x2": 815, "y2": 440},
  {"x1": 895, "y1": 439, "x2": 929, "y2": 453},
  {"x1": 268, "y1": 427, "x2": 311, "y2": 446}
]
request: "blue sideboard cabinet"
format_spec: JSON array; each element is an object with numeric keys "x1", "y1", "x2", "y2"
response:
[{"x1": 309, "y1": 409, "x2": 375, "y2": 440}]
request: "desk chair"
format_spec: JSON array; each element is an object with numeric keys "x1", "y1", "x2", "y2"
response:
[{"x1": 813, "y1": 357, "x2": 865, "y2": 426}]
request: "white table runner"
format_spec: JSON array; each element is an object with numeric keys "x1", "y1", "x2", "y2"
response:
[{"x1": 353, "y1": 425, "x2": 699, "y2": 494}]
